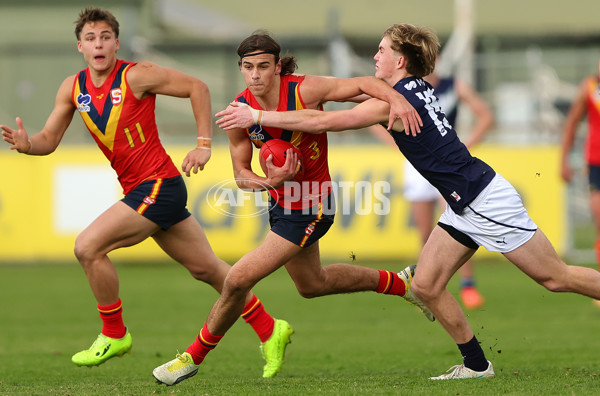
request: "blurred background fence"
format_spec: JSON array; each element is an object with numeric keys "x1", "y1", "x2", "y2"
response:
[{"x1": 1, "y1": 0, "x2": 599, "y2": 263}]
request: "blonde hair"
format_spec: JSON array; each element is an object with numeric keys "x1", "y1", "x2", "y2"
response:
[{"x1": 383, "y1": 24, "x2": 440, "y2": 77}]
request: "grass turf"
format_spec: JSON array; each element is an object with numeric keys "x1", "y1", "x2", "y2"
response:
[{"x1": 1, "y1": 258, "x2": 599, "y2": 395}]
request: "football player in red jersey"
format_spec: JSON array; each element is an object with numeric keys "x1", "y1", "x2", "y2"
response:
[
  {"x1": 1, "y1": 7, "x2": 287, "y2": 376},
  {"x1": 561, "y1": 59, "x2": 600, "y2": 307},
  {"x1": 153, "y1": 31, "x2": 433, "y2": 386}
]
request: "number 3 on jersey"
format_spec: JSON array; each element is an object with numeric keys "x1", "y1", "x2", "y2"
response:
[{"x1": 308, "y1": 140, "x2": 321, "y2": 160}]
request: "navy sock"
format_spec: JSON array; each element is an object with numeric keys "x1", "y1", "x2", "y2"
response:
[
  {"x1": 461, "y1": 278, "x2": 475, "y2": 288},
  {"x1": 457, "y1": 335, "x2": 488, "y2": 372}
]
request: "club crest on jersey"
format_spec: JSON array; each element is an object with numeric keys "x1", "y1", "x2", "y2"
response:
[
  {"x1": 143, "y1": 196, "x2": 156, "y2": 205},
  {"x1": 248, "y1": 125, "x2": 265, "y2": 141},
  {"x1": 76, "y1": 93, "x2": 92, "y2": 112}
]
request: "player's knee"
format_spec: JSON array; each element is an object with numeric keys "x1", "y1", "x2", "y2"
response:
[
  {"x1": 222, "y1": 268, "x2": 254, "y2": 297},
  {"x1": 538, "y1": 278, "x2": 565, "y2": 293},
  {"x1": 73, "y1": 234, "x2": 94, "y2": 265},
  {"x1": 293, "y1": 279, "x2": 326, "y2": 298},
  {"x1": 186, "y1": 256, "x2": 224, "y2": 283},
  {"x1": 410, "y1": 279, "x2": 436, "y2": 302},
  {"x1": 295, "y1": 285, "x2": 320, "y2": 299},
  {"x1": 534, "y1": 266, "x2": 570, "y2": 292},
  {"x1": 188, "y1": 266, "x2": 213, "y2": 282}
]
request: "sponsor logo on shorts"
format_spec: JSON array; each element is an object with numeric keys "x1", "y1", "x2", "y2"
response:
[
  {"x1": 451, "y1": 191, "x2": 461, "y2": 202},
  {"x1": 143, "y1": 196, "x2": 156, "y2": 205},
  {"x1": 305, "y1": 223, "x2": 315, "y2": 236}
]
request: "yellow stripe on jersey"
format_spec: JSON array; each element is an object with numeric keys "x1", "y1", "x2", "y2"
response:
[
  {"x1": 290, "y1": 83, "x2": 305, "y2": 147},
  {"x1": 74, "y1": 63, "x2": 133, "y2": 152}
]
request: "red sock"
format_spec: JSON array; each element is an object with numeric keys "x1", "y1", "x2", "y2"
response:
[
  {"x1": 185, "y1": 323, "x2": 224, "y2": 365},
  {"x1": 241, "y1": 294, "x2": 275, "y2": 342},
  {"x1": 98, "y1": 298, "x2": 126, "y2": 339},
  {"x1": 375, "y1": 270, "x2": 407, "y2": 296}
]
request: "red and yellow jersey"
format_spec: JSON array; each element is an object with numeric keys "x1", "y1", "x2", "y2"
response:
[
  {"x1": 235, "y1": 74, "x2": 332, "y2": 210},
  {"x1": 71, "y1": 59, "x2": 180, "y2": 195},
  {"x1": 585, "y1": 75, "x2": 600, "y2": 165}
]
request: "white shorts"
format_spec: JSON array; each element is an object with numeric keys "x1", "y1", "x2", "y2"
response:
[
  {"x1": 438, "y1": 173, "x2": 538, "y2": 253},
  {"x1": 403, "y1": 160, "x2": 440, "y2": 202}
]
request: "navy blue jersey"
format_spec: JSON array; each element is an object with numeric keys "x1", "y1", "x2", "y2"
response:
[
  {"x1": 390, "y1": 76, "x2": 495, "y2": 214},
  {"x1": 434, "y1": 77, "x2": 458, "y2": 127}
]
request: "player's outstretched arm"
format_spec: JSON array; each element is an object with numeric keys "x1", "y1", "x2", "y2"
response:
[
  {"x1": 217, "y1": 99, "x2": 398, "y2": 135},
  {"x1": 300, "y1": 75, "x2": 421, "y2": 135},
  {"x1": 1, "y1": 76, "x2": 76, "y2": 155}
]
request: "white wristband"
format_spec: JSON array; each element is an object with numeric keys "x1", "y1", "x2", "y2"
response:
[{"x1": 248, "y1": 107, "x2": 263, "y2": 125}]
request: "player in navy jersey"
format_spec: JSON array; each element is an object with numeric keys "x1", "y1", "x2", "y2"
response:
[
  {"x1": 370, "y1": 62, "x2": 493, "y2": 310},
  {"x1": 415, "y1": 64, "x2": 493, "y2": 309},
  {"x1": 1, "y1": 7, "x2": 289, "y2": 376},
  {"x1": 217, "y1": 23, "x2": 600, "y2": 380}
]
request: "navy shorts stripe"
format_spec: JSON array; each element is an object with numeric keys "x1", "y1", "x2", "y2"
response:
[{"x1": 268, "y1": 195, "x2": 335, "y2": 247}]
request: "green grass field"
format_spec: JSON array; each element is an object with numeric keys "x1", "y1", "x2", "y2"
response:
[{"x1": 1, "y1": 258, "x2": 600, "y2": 395}]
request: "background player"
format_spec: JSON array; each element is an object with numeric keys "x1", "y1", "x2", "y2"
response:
[
  {"x1": 1, "y1": 7, "x2": 289, "y2": 378},
  {"x1": 560, "y1": 60, "x2": 600, "y2": 306}
]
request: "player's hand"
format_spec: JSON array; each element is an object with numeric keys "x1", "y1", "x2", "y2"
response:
[
  {"x1": 182, "y1": 147, "x2": 211, "y2": 176},
  {"x1": 215, "y1": 102, "x2": 255, "y2": 130},
  {"x1": 265, "y1": 148, "x2": 298, "y2": 188},
  {"x1": 1, "y1": 117, "x2": 31, "y2": 153},
  {"x1": 560, "y1": 161, "x2": 573, "y2": 183},
  {"x1": 388, "y1": 95, "x2": 422, "y2": 136}
]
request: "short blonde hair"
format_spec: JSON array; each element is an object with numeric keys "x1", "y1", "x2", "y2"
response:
[{"x1": 383, "y1": 24, "x2": 440, "y2": 77}]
